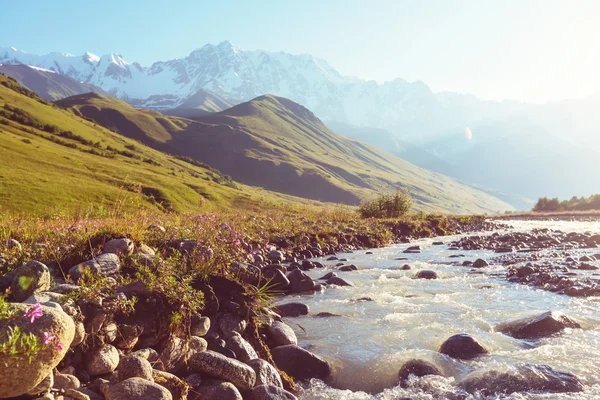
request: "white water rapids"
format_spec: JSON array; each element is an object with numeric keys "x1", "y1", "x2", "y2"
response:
[{"x1": 276, "y1": 220, "x2": 600, "y2": 399}]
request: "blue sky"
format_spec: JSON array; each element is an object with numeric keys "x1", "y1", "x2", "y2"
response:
[{"x1": 3, "y1": 0, "x2": 600, "y2": 102}]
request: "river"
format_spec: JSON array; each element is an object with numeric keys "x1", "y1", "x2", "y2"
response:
[{"x1": 277, "y1": 219, "x2": 600, "y2": 399}]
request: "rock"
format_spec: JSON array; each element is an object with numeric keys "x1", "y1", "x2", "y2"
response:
[
  {"x1": 579, "y1": 263, "x2": 599, "y2": 270},
  {"x1": 191, "y1": 315, "x2": 211, "y2": 336},
  {"x1": 218, "y1": 313, "x2": 247, "y2": 338},
  {"x1": 103, "y1": 238, "x2": 134, "y2": 255},
  {"x1": 262, "y1": 269, "x2": 290, "y2": 290},
  {"x1": 137, "y1": 244, "x2": 156, "y2": 257},
  {"x1": 338, "y1": 264, "x2": 358, "y2": 271},
  {"x1": 148, "y1": 224, "x2": 166, "y2": 233},
  {"x1": 183, "y1": 373, "x2": 203, "y2": 389},
  {"x1": 247, "y1": 385, "x2": 298, "y2": 400},
  {"x1": 439, "y1": 334, "x2": 488, "y2": 359},
  {"x1": 49, "y1": 284, "x2": 81, "y2": 294},
  {"x1": 275, "y1": 302, "x2": 309, "y2": 317},
  {"x1": 399, "y1": 264, "x2": 411, "y2": 270},
  {"x1": 53, "y1": 373, "x2": 81, "y2": 390},
  {"x1": 459, "y1": 364, "x2": 583, "y2": 395},
  {"x1": 69, "y1": 253, "x2": 120, "y2": 281},
  {"x1": 27, "y1": 372, "x2": 53, "y2": 396},
  {"x1": 118, "y1": 356, "x2": 154, "y2": 382},
  {"x1": 268, "y1": 250, "x2": 285, "y2": 263},
  {"x1": 77, "y1": 388, "x2": 104, "y2": 400},
  {"x1": 158, "y1": 336, "x2": 189, "y2": 374},
  {"x1": 4, "y1": 238, "x2": 22, "y2": 251},
  {"x1": 247, "y1": 359, "x2": 283, "y2": 388},
  {"x1": 188, "y1": 379, "x2": 242, "y2": 400},
  {"x1": 314, "y1": 312, "x2": 341, "y2": 318},
  {"x1": 498, "y1": 311, "x2": 581, "y2": 339},
  {"x1": 267, "y1": 321, "x2": 298, "y2": 346},
  {"x1": 11, "y1": 260, "x2": 51, "y2": 301},
  {"x1": 287, "y1": 269, "x2": 315, "y2": 293},
  {"x1": 404, "y1": 246, "x2": 421, "y2": 254},
  {"x1": 152, "y1": 370, "x2": 188, "y2": 400},
  {"x1": 398, "y1": 359, "x2": 442, "y2": 384},
  {"x1": 226, "y1": 332, "x2": 258, "y2": 363},
  {"x1": 473, "y1": 259, "x2": 489, "y2": 268},
  {"x1": 86, "y1": 345, "x2": 120, "y2": 376},
  {"x1": 24, "y1": 291, "x2": 66, "y2": 305},
  {"x1": 516, "y1": 266, "x2": 535, "y2": 277},
  {"x1": 189, "y1": 350, "x2": 256, "y2": 391},
  {"x1": 416, "y1": 270, "x2": 438, "y2": 280},
  {"x1": 105, "y1": 377, "x2": 172, "y2": 400},
  {"x1": 271, "y1": 345, "x2": 330, "y2": 381},
  {"x1": 326, "y1": 276, "x2": 353, "y2": 286},
  {"x1": 318, "y1": 271, "x2": 337, "y2": 280},
  {"x1": 433, "y1": 241, "x2": 444, "y2": 245},
  {"x1": 131, "y1": 348, "x2": 160, "y2": 364},
  {"x1": 72, "y1": 322, "x2": 86, "y2": 347},
  {"x1": 0, "y1": 303, "x2": 74, "y2": 398},
  {"x1": 64, "y1": 389, "x2": 92, "y2": 400}
]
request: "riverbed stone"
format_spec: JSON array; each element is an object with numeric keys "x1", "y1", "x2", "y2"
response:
[
  {"x1": 104, "y1": 377, "x2": 172, "y2": 400},
  {"x1": 0, "y1": 303, "x2": 74, "y2": 398},
  {"x1": 11, "y1": 260, "x2": 51, "y2": 301},
  {"x1": 271, "y1": 345, "x2": 330, "y2": 381},
  {"x1": 247, "y1": 385, "x2": 298, "y2": 400},
  {"x1": 152, "y1": 370, "x2": 188, "y2": 400},
  {"x1": 267, "y1": 321, "x2": 298, "y2": 346},
  {"x1": 287, "y1": 269, "x2": 315, "y2": 292},
  {"x1": 226, "y1": 331, "x2": 258, "y2": 362},
  {"x1": 398, "y1": 359, "x2": 442, "y2": 384},
  {"x1": 191, "y1": 315, "x2": 211, "y2": 336},
  {"x1": 69, "y1": 253, "x2": 120, "y2": 281},
  {"x1": 189, "y1": 350, "x2": 256, "y2": 391},
  {"x1": 473, "y1": 259, "x2": 489, "y2": 268},
  {"x1": 275, "y1": 302, "x2": 309, "y2": 317},
  {"x1": 247, "y1": 359, "x2": 283, "y2": 388},
  {"x1": 439, "y1": 334, "x2": 488, "y2": 359},
  {"x1": 498, "y1": 311, "x2": 581, "y2": 339},
  {"x1": 326, "y1": 276, "x2": 353, "y2": 286},
  {"x1": 416, "y1": 270, "x2": 438, "y2": 280},
  {"x1": 118, "y1": 356, "x2": 153, "y2": 382},
  {"x1": 188, "y1": 379, "x2": 242, "y2": 400},
  {"x1": 103, "y1": 238, "x2": 134, "y2": 255},
  {"x1": 86, "y1": 345, "x2": 120, "y2": 376}
]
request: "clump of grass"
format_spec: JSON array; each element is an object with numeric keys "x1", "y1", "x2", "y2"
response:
[{"x1": 359, "y1": 189, "x2": 413, "y2": 219}]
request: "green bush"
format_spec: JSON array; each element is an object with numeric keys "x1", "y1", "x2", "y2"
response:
[{"x1": 359, "y1": 189, "x2": 413, "y2": 218}]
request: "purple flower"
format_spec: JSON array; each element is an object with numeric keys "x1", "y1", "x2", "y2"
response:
[
  {"x1": 43, "y1": 332, "x2": 56, "y2": 345},
  {"x1": 24, "y1": 303, "x2": 43, "y2": 323},
  {"x1": 55, "y1": 342, "x2": 63, "y2": 351}
]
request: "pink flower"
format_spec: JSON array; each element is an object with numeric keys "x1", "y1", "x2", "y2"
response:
[
  {"x1": 43, "y1": 332, "x2": 57, "y2": 345},
  {"x1": 24, "y1": 303, "x2": 43, "y2": 323},
  {"x1": 234, "y1": 239, "x2": 241, "y2": 245},
  {"x1": 55, "y1": 342, "x2": 63, "y2": 351}
]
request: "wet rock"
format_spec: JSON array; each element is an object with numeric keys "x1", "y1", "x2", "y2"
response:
[
  {"x1": 403, "y1": 246, "x2": 421, "y2": 254},
  {"x1": 459, "y1": 364, "x2": 583, "y2": 395},
  {"x1": 498, "y1": 311, "x2": 580, "y2": 339},
  {"x1": 267, "y1": 321, "x2": 298, "y2": 346},
  {"x1": 398, "y1": 359, "x2": 442, "y2": 384},
  {"x1": 247, "y1": 385, "x2": 298, "y2": 400},
  {"x1": 86, "y1": 345, "x2": 120, "y2": 376},
  {"x1": 226, "y1": 332, "x2": 258, "y2": 363},
  {"x1": 275, "y1": 302, "x2": 309, "y2": 317},
  {"x1": 268, "y1": 250, "x2": 285, "y2": 263},
  {"x1": 271, "y1": 345, "x2": 330, "y2": 381},
  {"x1": 117, "y1": 356, "x2": 153, "y2": 382},
  {"x1": 433, "y1": 241, "x2": 444, "y2": 245},
  {"x1": 399, "y1": 264, "x2": 411, "y2": 270},
  {"x1": 578, "y1": 263, "x2": 598, "y2": 270},
  {"x1": 473, "y1": 259, "x2": 489, "y2": 268},
  {"x1": 188, "y1": 379, "x2": 242, "y2": 400},
  {"x1": 326, "y1": 276, "x2": 353, "y2": 286},
  {"x1": 103, "y1": 238, "x2": 134, "y2": 255},
  {"x1": 416, "y1": 270, "x2": 437, "y2": 280},
  {"x1": 247, "y1": 359, "x2": 283, "y2": 388},
  {"x1": 439, "y1": 334, "x2": 488, "y2": 359},
  {"x1": 339, "y1": 264, "x2": 358, "y2": 271},
  {"x1": 69, "y1": 253, "x2": 120, "y2": 281},
  {"x1": 105, "y1": 377, "x2": 172, "y2": 400},
  {"x1": 287, "y1": 269, "x2": 315, "y2": 293},
  {"x1": 11, "y1": 260, "x2": 51, "y2": 301},
  {"x1": 318, "y1": 271, "x2": 337, "y2": 280},
  {"x1": 516, "y1": 266, "x2": 535, "y2": 277},
  {"x1": 314, "y1": 312, "x2": 342, "y2": 317},
  {"x1": 262, "y1": 269, "x2": 290, "y2": 289},
  {"x1": 0, "y1": 303, "x2": 74, "y2": 398},
  {"x1": 189, "y1": 350, "x2": 256, "y2": 391},
  {"x1": 326, "y1": 256, "x2": 338, "y2": 261}
]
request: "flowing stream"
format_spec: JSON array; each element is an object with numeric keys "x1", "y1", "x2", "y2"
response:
[{"x1": 277, "y1": 220, "x2": 600, "y2": 399}]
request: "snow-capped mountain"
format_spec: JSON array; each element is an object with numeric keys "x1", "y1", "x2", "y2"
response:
[{"x1": 0, "y1": 42, "x2": 523, "y2": 141}]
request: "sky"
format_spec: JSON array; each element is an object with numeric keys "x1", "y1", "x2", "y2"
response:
[{"x1": 3, "y1": 0, "x2": 600, "y2": 103}]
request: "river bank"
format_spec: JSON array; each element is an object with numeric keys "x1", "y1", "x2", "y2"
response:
[{"x1": 0, "y1": 209, "x2": 505, "y2": 399}]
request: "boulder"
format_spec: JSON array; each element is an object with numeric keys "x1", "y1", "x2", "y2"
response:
[
  {"x1": 498, "y1": 311, "x2": 580, "y2": 339},
  {"x1": 104, "y1": 377, "x2": 172, "y2": 400},
  {"x1": 287, "y1": 269, "x2": 315, "y2": 293},
  {"x1": 217, "y1": 313, "x2": 247, "y2": 338},
  {"x1": 326, "y1": 277, "x2": 353, "y2": 286},
  {"x1": 69, "y1": 253, "x2": 120, "y2": 281},
  {"x1": 439, "y1": 334, "x2": 488, "y2": 359},
  {"x1": 118, "y1": 356, "x2": 154, "y2": 382},
  {"x1": 247, "y1": 385, "x2": 298, "y2": 400},
  {"x1": 338, "y1": 265, "x2": 358, "y2": 272},
  {"x1": 416, "y1": 270, "x2": 438, "y2": 280},
  {"x1": 152, "y1": 369, "x2": 188, "y2": 400},
  {"x1": 275, "y1": 302, "x2": 309, "y2": 317},
  {"x1": 188, "y1": 379, "x2": 242, "y2": 400},
  {"x1": 0, "y1": 303, "x2": 74, "y2": 398},
  {"x1": 473, "y1": 259, "x2": 489, "y2": 268},
  {"x1": 268, "y1": 250, "x2": 285, "y2": 263},
  {"x1": 271, "y1": 345, "x2": 330, "y2": 381},
  {"x1": 516, "y1": 266, "x2": 535, "y2": 277},
  {"x1": 262, "y1": 269, "x2": 290, "y2": 290},
  {"x1": 398, "y1": 359, "x2": 442, "y2": 384},
  {"x1": 4, "y1": 238, "x2": 22, "y2": 251},
  {"x1": 86, "y1": 345, "x2": 120, "y2": 376},
  {"x1": 189, "y1": 350, "x2": 256, "y2": 391},
  {"x1": 459, "y1": 364, "x2": 583, "y2": 395},
  {"x1": 226, "y1": 332, "x2": 258, "y2": 363},
  {"x1": 103, "y1": 238, "x2": 134, "y2": 255},
  {"x1": 247, "y1": 359, "x2": 283, "y2": 388},
  {"x1": 267, "y1": 321, "x2": 298, "y2": 346},
  {"x1": 191, "y1": 315, "x2": 211, "y2": 336},
  {"x1": 53, "y1": 373, "x2": 81, "y2": 391},
  {"x1": 11, "y1": 261, "x2": 51, "y2": 302}
]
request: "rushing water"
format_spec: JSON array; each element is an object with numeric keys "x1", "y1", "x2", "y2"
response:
[{"x1": 276, "y1": 220, "x2": 600, "y2": 399}]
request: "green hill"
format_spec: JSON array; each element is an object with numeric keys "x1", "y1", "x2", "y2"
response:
[
  {"x1": 0, "y1": 74, "x2": 307, "y2": 215},
  {"x1": 56, "y1": 91, "x2": 513, "y2": 214}
]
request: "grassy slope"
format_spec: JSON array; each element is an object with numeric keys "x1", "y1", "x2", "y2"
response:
[
  {"x1": 56, "y1": 93, "x2": 513, "y2": 213},
  {"x1": 163, "y1": 89, "x2": 235, "y2": 118},
  {"x1": 0, "y1": 75, "x2": 312, "y2": 216}
]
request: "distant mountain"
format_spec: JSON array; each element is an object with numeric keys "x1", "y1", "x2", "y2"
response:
[
  {"x1": 161, "y1": 89, "x2": 236, "y2": 119},
  {"x1": 56, "y1": 92, "x2": 513, "y2": 213},
  {"x1": 0, "y1": 64, "x2": 107, "y2": 100}
]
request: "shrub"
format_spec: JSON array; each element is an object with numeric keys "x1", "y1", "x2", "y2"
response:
[{"x1": 359, "y1": 189, "x2": 413, "y2": 218}]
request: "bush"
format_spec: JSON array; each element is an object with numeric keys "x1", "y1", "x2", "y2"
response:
[{"x1": 359, "y1": 190, "x2": 413, "y2": 218}]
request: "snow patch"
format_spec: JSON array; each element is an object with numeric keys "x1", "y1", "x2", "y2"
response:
[{"x1": 27, "y1": 65, "x2": 56, "y2": 73}]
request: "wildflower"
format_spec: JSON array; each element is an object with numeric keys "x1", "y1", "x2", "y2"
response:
[
  {"x1": 43, "y1": 332, "x2": 56, "y2": 345},
  {"x1": 55, "y1": 342, "x2": 63, "y2": 351},
  {"x1": 234, "y1": 239, "x2": 241, "y2": 245},
  {"x1": 24, "y1": 303, "x2": 43, "y2": 323}
]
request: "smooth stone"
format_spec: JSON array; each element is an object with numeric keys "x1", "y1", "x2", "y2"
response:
[
  {"x1": 226, "y1": 332, "x2": 258, "y2": 363},
  {"x1": 103, "y1": 238, "x2": 134, "y2": 255},
  {"x1": 275, "y1": 302, "x2": 309, "y2": 317},
  {"x1": 189, "y1": 350, "x2": 256, "y2": 391},
  {"x1": 326, "y1": 277, "x2": 353, "y2": 286},
  {"x1": 247, "y1": 359, "x2": 283, "y2": 388},
  {"x1": 104, "y1": 377, "x2": 172, "y2": 400},
  {"x1": 53, "y1": 373, "x2": 81, "y2": 391},
  {"x1": 497, "y1": 311, "x2": 581, "y2": 339},
  {"x1": 416, "y1": 270, "x2": 438, "y2": 280},
  {"x1": 439, "y1": 334, "x2": 488, "y2": 360},
  {"x1": 398, "y1": 359, "x2": 442, "y2": 384},
  {"x1": 86, "y1": 345, "x2": 120, "y2": 376},
  {"x1": 271, "y1": 345, "x2": 330, "y2": 381},
  {"x1": 118, "y1": 356, "x2": 153, "y2": 382},
  {"x1": 188, "y1": 379, "x2": 242, "y2": 400},
  {"x1": 473, "y1": 259, "x2": 489, "y2": 268},
  {"x1": 267, "y1": 321, "x2": 298, "y2": 346},
  {"x1": 11, "y1": 260, "x2": 51, "y2": 301}
]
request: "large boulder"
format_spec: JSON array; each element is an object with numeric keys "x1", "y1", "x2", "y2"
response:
[
  {"x1": 247, "y1": 385, "x2": 298, "y2": 400},
  {"x1": 104, "y1": 377, "x2": 172, "y2": 400},
  {"x1": 287, "y1": 269, "x2": 315, "y2": 293},
  {"x1": 267, "y1": 321, "x2": 298, "y2": 346},
  {"x1": 86, "y1": 344, "x2": 120, "y2": 376},
  {"x1": 439, "y1": 334, "x2": 488, "y2": 360},
  {"x1": 498, "y1": 311, "x2": 581, "y2": 339},
  {"x1": 117, "y1": 356, "x2": 154, "y2": 382},
  {"x1": 271, "y1": 345, "x2": 330, "y2": 381},
  {"x1": 247, "y1": 359, "x2": 283, "y2": 388},
  {"x1": 11, "y1": 261, "x2": 51, "y2": 302},
  {"x1": 398, "y1": 359, "x2": 442, "y2": 384},
  {"x1": 275, "y1": 302, "x2": 309, "y2": 317},
  {"x1": 473, "y1": 259, "x2": 489, "y2": 268},
  {"x1": 262, "y1": 269, "x2": 290, "y2": 290},
  {"x1": 188, "y1": 379, "x2": 242, "y2": 400},
  {"x1": 459, "y1": 364, "x2": 583, "y2": 395},
  {"x1": 189, "y1": 350, "x2": 256, "y2": 391},
  {"x1": 416, "y1": 270, "x2": 438, "y2": 280},
  {"x1": 0, "y1": 303, "x2": 75, "y2": 398},
  {"x1": 226, "y1": 332, "x2": 258, "y2": 363},
  {"x1": 152, "y1": 369, "x2": 188, "y2": 400}
]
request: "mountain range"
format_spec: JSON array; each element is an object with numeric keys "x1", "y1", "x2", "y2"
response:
[{"x1": 1, "y1": 42, "x2": 598, "y2": 206}]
